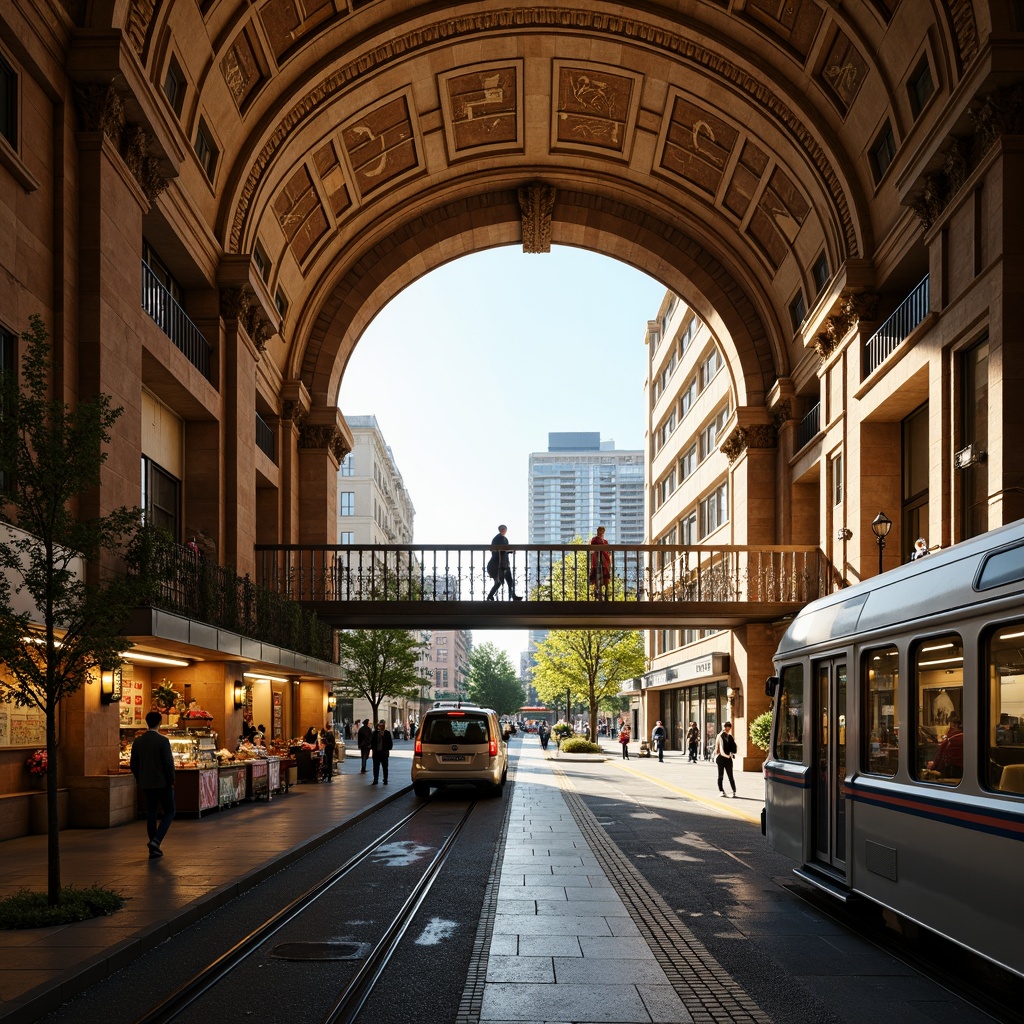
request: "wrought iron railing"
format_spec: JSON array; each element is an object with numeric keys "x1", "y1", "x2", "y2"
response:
[
  {"x1": 863, "y1": 274, "x2": 930, "y2": 377},
  {"x1": 795, "y1": 401, "x2": 820, "y2": 452},
  {"x1": 256, "y1": 412, "x2": 275, "y2": 462},
  {"x1": 148, "y1": 543, "x2": 335, "y2": 661},
  {"x1": 141, "y1": 262, "x2": 212, "y2": 379},
  {"x1": 255, "y1": 543, "x2": 828, "y2": 606}
]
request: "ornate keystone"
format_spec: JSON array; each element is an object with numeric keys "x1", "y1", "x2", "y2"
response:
[{"x1": 519, "y1": 183, "x2": 556, "y2": 253}]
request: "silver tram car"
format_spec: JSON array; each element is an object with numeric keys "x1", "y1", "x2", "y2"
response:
[{"x1": 763, "y1": 519, "x2": 1024, "y2": 979}]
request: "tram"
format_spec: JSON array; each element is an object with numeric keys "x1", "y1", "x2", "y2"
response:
[{"x1": 763, "y1": 519, "x2": 1024, "y2": 979}]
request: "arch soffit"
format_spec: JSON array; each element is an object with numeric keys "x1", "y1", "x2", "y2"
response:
[{"x1": 300, "y1": 186, "x2": 779, "y2": 414}]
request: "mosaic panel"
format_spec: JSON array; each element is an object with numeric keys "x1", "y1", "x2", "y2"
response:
[
  {"x1": 744, "y1": 0, "x2": 823, "y2": 61},
  {"x1": 313, "y1": 141, "x2": 350, "y2": 219},
  {"x1": 747, "y1": 165, "x2": 809, "y2": 271},
  {"x1": 221, "y1": 27, "x2": 264, "y2": 110},
  {"x1": 819, "y1": 29, "x2": 868, "y2": 114},
  {"x1": 441, "y1": 64, "x2": 520, "y2": 152},
  {"x1": 273, "y1": 165, "x2": 328, "y2": 265},
  {"x1": 660, "y1": 95, "x2": 738, "y2": 197},
  {"x1": 723, "y1": 140, "x2": 768, "y2": 219},
  {"x1": 342, "y1": 95, "x2": 418, "y2": 198},
  {"x1": 554, "y1": 64, "x2": 635, "y2": 153},
  {"x1": 260, "y1": 0, "x2": 334, "y2": 63}
]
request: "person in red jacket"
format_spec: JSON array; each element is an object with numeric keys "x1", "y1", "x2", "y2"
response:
[{"x1": 589, "y1": 526, "x2": 611, "y2": 600}]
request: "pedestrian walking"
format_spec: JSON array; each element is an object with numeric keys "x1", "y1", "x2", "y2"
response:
[
  {"x1": 686, "y1": 721, "x2": 700, "y2": 763},
  {"x1": 322, "y1": 723, "x2": 337, "y2": 782},
  {"x1": 486, "y1": 524, "x2": 523, "y2": 601},
  {"x1": 651, "y1": 720, "x2": 667, "y2": 762},
  {"x1": 130, "y1": 710, "x2": 176, "y2": 859},
  {"x1": 618, "y1": 724, "x2": 631, "y2": 759},
  {"x1": 715, "y1": 721, "x2": 738, "y2": 797},
  {"x1": 370, "y1": 719, "x2": 393, "y2": 784},
  {"x1": 357, "y1": 718, "x2": 373, "y2": 773},
  {"x1": 539, "y1": 723, "x2": 550, "y2": 750}
]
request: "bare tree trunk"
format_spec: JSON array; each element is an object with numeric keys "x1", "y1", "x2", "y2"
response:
[{"x1": 46, "y1": 711, "x2": 61, "y2": 905}]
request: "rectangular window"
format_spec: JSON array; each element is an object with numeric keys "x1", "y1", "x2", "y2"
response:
[
  {"x1": 275, "y1": 289, "x2": 288, "y2": 318},
  {"x1": 832, "y1": 451, "x2": 843, "y2": 506},
  {"x1": 915, "y1": 633, "x2": 963, "y2": 784},
  {"x1": 987, "y1": 621, "x2": 1024, "y2": 795},
  {"x1": 870, "y1": 121, "x2": 897, "y2": 182},
  {"x1": 141, "y1": 456, "x2": 181, "y2": 540},
  {"x1": 253, "y1": 243, "x2": 270, "y2": 282},
  {"x1": 680, "y1": 444, "x2": 696, "y2": 480},
  {"x1": 340, "y1": 453, "x2": 354, "y2": 477},
  {"x1": 680, "y1": 511, "x2": 697, "y2": 545},
  {"x1": 865, "y1": 646, "x2": 898, "y2": 775},
  {"x1": 699, "y1": 348, "x2": 721, "y2": 390},
  {"x1": 812, "y1": 253, "x2": 830, "y2": 294},
  {"x1": 339, "y1": 531, "x2": 354, "y2": 544},
  {"x1": 680, "y1": 377, "x2": 697, "y2": 418},
  {"x1": 902, "y1": 401, "x2": 929, "y2": 558},
  {"x1": 0, "y1": 52, "x2": 16, "y2": 148},
  {"x1": 678, "y1": 316, "x2": 699, "y2": 355},
  {"x1": 340, "y1": 491, "x2": 355, "y2": 516},
  {"x1": 142, "y1": 241, "x2": 183, "y2": 303},
  {"x1": 700, "y1": 482, "x2": 728, "y2": 537},
  {"x1": 195, "y1": 117, "x2": 218, "y2": 180},
  {"x1": 961, "y1": 340, "x2": 989, "y2": 540},
  {"x1": 908, "y1": 57, "x2": 935, "y2": 119},
  {"x1": 163, "y1": 56, "x2": 186, "y2": 117},
  {"x1": 789, "y1": 291, "x2": 807, "y2": 331},
  {"x1": 774, "y1": 664, "x2": 804, "y2": 762}
]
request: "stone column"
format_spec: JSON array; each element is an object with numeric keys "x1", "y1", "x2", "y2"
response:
[{"x1": 297, "y1": 408, "x2": 352, "y2": 545}]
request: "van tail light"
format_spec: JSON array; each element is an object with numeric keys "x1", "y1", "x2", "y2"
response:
[
  {"x1": 415, "y1": 737, "x2": 422, "y2": 755},
  {"x1": 489, "y1": 737, "x2": 497, "y2": 757}
]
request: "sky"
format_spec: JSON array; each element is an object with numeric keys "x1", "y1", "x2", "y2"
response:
[{"x1": 338, "y1": 245, "x2": 666, "y2": 669}]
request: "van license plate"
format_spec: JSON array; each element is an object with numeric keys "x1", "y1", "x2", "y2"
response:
[{"x1": 440, "y1": 755, "x2": 466, "y2": 762}]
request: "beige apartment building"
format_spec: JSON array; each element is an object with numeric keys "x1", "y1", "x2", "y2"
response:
[{"x1": 1, "y1": 3, "x2": 1022, "y2": 805}]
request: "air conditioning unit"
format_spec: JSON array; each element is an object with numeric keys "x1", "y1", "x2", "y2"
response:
[{"x1": 955, "y1": 445, "x2": 986, "y2": 469}]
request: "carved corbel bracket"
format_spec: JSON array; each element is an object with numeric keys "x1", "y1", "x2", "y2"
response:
[
  {"x1": 519, "y1": 183, "x2": 556, "y2": 253},
  {"x1": 299, "y1": 424, "x2": 351, "y2": 462}
]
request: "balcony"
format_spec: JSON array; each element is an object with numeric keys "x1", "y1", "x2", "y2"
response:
[
  {"x1": 141, "y1": 262, "x2": 212, "y2": 380},
  {"x1": 256, "y1": 412, "x2": 275, "y2": 462},
  {"x1": 863, "y1": 275, "x2": 930, "y2": 378},
  {"x1": 795, "y1": 402, "x2": 821, "y2": 452}
]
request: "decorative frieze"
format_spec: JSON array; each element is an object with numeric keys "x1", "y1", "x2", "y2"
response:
[
  {"x1": 121, "y1": 124, "x2": 170, "y2": 201},
  {"x1": 299, "y1": 424, "x2": 350, "y2": 461},
  {"x1": 720, "y1": 423, "x2": 777, "y2": 464},
  {"x1": 219, "y1": 288, "x2": 251, "y2": 321},
  {"x1": 813, "y1": 294, "x2": 874, "y2": 360},
  {"x1": 519, "y1": 183, "x2": 556, "y2": 253}
]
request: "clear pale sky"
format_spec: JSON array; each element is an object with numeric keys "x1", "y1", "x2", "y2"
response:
[{"x1": 338, "y1": 244, "x2": 666, "y2": 669}]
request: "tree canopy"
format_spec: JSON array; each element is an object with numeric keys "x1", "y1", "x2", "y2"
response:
[
  {"x1": 467, "y1": 642, "x2": 524, "y2": 716},
  {"x1": 336, "y1": 628, "x2": 426, "y2": 722},
  {"x1": 0, "y1": 315, "x2": 156, "y2": 903}
]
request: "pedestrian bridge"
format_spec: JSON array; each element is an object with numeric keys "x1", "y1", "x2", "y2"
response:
[{"x1": 254, "y1": 543, "x2": 836, "y2": 629}]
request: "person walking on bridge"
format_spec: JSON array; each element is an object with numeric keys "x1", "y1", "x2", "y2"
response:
[{"x1": 486, "y1": 524, "x2": 523, "y2": 601}]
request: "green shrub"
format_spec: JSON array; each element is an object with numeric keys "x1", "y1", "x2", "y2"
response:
[
  {"x1": 559, "y1": 737, "x2": 602, "y2": 754},
  {"x1": 749, "y1": 710, "x2": 773, "y2": 752},
  {"x1": 0, "y1": 886, "x2": 126, "y2": 929},
  {"x1": 552, "y1": 722, "x2": 572, "y2": 737}
]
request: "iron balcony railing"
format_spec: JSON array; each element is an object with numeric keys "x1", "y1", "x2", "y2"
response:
[
  {"x1": 255, "y1": 542, "x2": 828, "y2": 606},
  {"x1": 141, "y1": 262, "x2": 212, "y2": 380},
  {"x1": 863, "y1": 274, "x2": 930, "y2": 378},
  {"x1": 149, "y1": 543, "x2": 335, "y2": 662},
  {"x1": 795, "y1": 401, "x2": 821, "y2": 452},
  {"x1": 256, "y1": 412, "x2": 275, "y2": 462}
]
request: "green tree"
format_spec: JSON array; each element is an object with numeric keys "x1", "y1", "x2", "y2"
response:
[
  {"x1": 0, "y1": 315, "x2": 156, "y2": 905},
  {"x1": 336, "y1": 628, "x2": 425, "y2": 723},
  {"x1": 749, "y1": 710, "x2": 772, "y2": 752},
  {"x1": 532, "y1": 628, "x2": 646, "y2": 740},
  {"x1": 467, "y1": 642, "x2": 525, "y2": 716}
]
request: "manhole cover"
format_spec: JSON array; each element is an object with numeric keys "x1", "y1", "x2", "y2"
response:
[{"x1": 270, "y1": 941, "x2": 367, "y2": 961}]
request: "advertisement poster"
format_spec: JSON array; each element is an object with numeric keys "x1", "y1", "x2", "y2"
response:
[
  {"x1": 273, "y1": 691, "x2": 282, "y2": 741},
  {"x1": 118, "y1": 670, "x2": 147, "y2": 730},
  {"x1": 0, "y1": 698, "x2": 46, "y2": 748}
]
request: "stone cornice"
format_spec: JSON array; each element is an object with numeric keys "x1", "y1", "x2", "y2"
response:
[{"x1": 228, "y1": 7, "x2": 856, "y2": 261}]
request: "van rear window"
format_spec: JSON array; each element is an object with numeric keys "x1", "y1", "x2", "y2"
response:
[{"x1": 422, "y1": 715, "x2": 489, "y2": 744}]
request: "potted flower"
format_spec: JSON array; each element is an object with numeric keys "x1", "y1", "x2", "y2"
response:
[
  {"x1": 25, "y1": 749, "x2": 47, "y2": 788},
  {"x1": 153, "y1": 680, "x2": 184, "y2": 726}
]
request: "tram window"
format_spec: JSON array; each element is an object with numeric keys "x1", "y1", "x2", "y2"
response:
[
  {"x1": 976, "y1": 542, "x2": 1024, "y2": 591},
  {"x1": 774, "y1": 664, "x2": 804, "y2": 762},
  {"x1": 986, "y1": 622, "x2": 1024, "y2": 795},
  {"x1": 914, "y1": 634, "x2": 963, "y2": 785},
  {"x1": 865, "y1": 646, "x2": 898, "y2": 775}
]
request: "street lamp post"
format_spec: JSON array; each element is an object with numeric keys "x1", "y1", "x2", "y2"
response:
[{"x1": 871, "y1": 511, "x2": 892, "y2": 575}]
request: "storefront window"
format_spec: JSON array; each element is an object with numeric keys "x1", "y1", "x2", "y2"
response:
[
  {"x1": 915, "y1": 634, "x2": 963, "y2": 784},
  {"x1": 775, "y1": 664, "x2": 804, "y2": 762},
  {"x1": 865, "y1": 646, "x2": 898, "y2": 775},
  {"x1": 986, "y1": 621, "x2": 1024, "y2": 795}
]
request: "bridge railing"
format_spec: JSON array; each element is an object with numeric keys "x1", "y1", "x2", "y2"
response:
[{"x1": 254, "y1": 543, "x2": 828, "y2": 606}]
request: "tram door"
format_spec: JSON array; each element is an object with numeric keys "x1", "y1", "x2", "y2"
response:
[{"x1": 813, "y1": 659, "x2": 847, "y2": 871}]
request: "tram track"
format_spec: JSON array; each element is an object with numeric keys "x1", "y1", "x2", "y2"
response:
[{"x1": 131, "y1": 799, "x2": 479, "y2": 1024}]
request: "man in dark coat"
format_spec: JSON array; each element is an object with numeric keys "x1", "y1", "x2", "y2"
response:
[
  {"x1": 486, "y1": 524, "x2": 523, "y2": 601},
  {"x1": 357, "y1": 718, "x2": 373, "y2": 773},
  {"x1": 370, "y1": 719, "x2": 394, "y2": 785},
  {"x1": 130, "y1": 710, "x2": 176, "y2": 858}
]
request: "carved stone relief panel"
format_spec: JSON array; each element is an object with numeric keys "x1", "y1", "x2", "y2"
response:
[
  {"x1": 341, "y1": 92, "x2": 420, "y2": 199},
  {"x1": 743, "y1": 0, "x2": 823, "y2": 63},
  {"x1": 260, "y1": 0, "x2": 335, "y2": 64},
  {"x1": 221, "y1": 26, "x2": 265, "y2": 111},
  {"x1": 313, "y1": 141, "x2": 351, "y2": 219},
  {"x1": 273, "y1": 165, "x2": 329, "y2": 266},
  {"x1": 551, "y1": 62, "x2": 641, "y2": 157},
  {"x1": 747, "y1": 165, "x2": 809, "y2": 272},
  {"x1": 723, "y1": 140, "x2": 769, "y2": 220},
  {"x1": 657, "y1": 93, "x2": 738, "y2": 198},
  {"x1": 818, "y1": 27, "x2": 868, "y2": 116},
  {"x1": 439, "y1": 62, "x2": 522, "y2": 157}
]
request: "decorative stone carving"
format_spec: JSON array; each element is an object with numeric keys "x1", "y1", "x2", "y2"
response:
[
  {"x1": 720, "y1": 427, "x2": 747, "y2": 464},
  {"x1": 720, "y1": 423, "x2": 774, "y2": 463},
  {"x1": 282, "y1": 401, "x2": 308, "y2": 430},
  {"x1": 299, "y1": 424, "x2": 350, "y2": 461},
  {"x1": 126, "y1": 0, "x2": 158, "y2": 59},
  {"x1": 244, "y1": 308, "x2": 271, "y2": 353},
  {"x1": 771, "y1": 400, "x2": 792, "y2": 429},
  {"x1": 219, "y1": 288, "x2": 251, "y2": 321},
  {"x1": 943, "y1": 137, "x2": 969, "y2": 195},
  {"x1": 971, "y1": 83, "x2": 1024, "y2": 156},
  {"x1": 73, "y1": 83, "x2": 124, "y2": 141},
  {"x1": 121, "y1": 124, "x2": 170, "y2": 202},
  {"x1": 519, "y1": 183, "x2": 556, "y2": 253},
  {"x1": 911, "y1": 173, "x2": 946, "y2": 230},
  {"x1": 847, "y1": 292, "x2": 880, "y2": 323}
]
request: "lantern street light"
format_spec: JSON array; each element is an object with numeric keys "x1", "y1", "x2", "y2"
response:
[{"x1": 871, "y1": 511, "x2": 892, "y2": 575}]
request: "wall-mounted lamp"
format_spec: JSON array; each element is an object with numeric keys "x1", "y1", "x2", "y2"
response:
[
  {"x1": 837, "y1": 526, "x2": 853, "y2": 541},
  {"x1": 327, "y1": 695, "x2": 337, "y2": 711},
  {"x1": 100, "y1": 665, "x2": 123, "y2": 704},
  {"x1": 233, "y1": 680, "x2": 246, "y2": 710}
]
